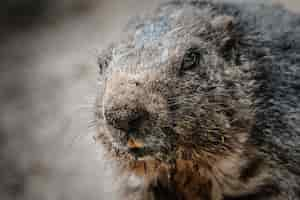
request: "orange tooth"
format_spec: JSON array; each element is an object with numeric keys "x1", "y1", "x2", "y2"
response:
[{"x1": 127, "y1": 138, "x2": 144, "y2": 149}]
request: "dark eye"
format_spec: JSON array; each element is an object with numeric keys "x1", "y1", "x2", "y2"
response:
[
  {"x1": 180, "y1": 48, "x2": 203, "y2": 72},
  {"x1": 98, "y1": 58, "x2": 109, "y2": 74},
  {"x1": 97, "y1": 47, "x2": 113, "y2": 74}
]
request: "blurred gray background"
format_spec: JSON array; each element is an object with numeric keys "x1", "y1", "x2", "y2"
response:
[{"x1": 0, "y1": 1, "x2": 299, "y2": 200}]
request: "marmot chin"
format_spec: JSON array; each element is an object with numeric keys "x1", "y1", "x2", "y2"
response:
[{"x1": 94, "y1": 1, "x2": 300, "y2": 199}]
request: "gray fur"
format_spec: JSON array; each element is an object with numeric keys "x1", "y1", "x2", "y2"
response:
[{"x1": 95, "y1": 1, "x2": 300, "y2": 199}]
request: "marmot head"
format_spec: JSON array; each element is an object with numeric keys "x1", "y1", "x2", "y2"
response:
[
  {"x1": 95, "y1": 2, "x2": 254, "y2": 179},
  {"x1": 93, "y1": 1, "x2": 300, "y2": 199}
]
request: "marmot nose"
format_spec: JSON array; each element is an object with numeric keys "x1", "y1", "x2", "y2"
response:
[
  {"x1": 104, "y1": 106, "x2": 147, "y2": 132},
  {"x1": 103, "y1": 74, "x2": 147, "y2": 132}
]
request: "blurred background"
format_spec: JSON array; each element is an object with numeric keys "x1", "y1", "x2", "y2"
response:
[{"x1": 0, "y1": 0, "x2": 299, "y2": 200}]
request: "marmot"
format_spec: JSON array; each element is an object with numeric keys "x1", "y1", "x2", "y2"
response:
[{"x1": 94, "y1": 1, "x2": 300, "y2": 199}]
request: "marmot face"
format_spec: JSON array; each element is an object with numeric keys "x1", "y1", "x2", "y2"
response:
[
  {"x1": 94, "y1": 1, "x2": 300, "y2": 199},
  {"x1": 95, "y1": 4, "x2": 253, "y2": 169}
]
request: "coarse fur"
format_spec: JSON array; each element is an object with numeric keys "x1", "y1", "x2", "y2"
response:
[{"x1": 94, "y1": 1, "x2": 300, "y2": 199}]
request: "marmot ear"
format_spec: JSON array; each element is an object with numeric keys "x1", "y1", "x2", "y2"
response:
[
  {"x1": 211, "y1": 15, "x2": 240, "y2": 61},
  {"x1": 97, "y1": 45, "x2": 113, "y2": 74}
]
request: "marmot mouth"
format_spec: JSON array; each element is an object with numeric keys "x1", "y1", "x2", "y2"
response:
[
  {"x1": 110, "y1": 135, "x2": 165, "y2": 160},
  {"x1": 126, "y1": 137, "x2": 157, "y2": 159},
  {"x1": 128, "y1": 147, "x2": 148, "y2": 158},
  {"x1": 103, "y1": 121, "x2": 176, "y2": 160},
  {"x1": 108, "y1": 128, "x2": 152, "y2": 159},
  {"x1": 126, "y1": 137, "x2": 147, "y2": 157}
]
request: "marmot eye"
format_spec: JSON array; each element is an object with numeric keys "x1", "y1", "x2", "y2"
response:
[
  {"x1": 98, "y1": 58, "x2": 109, "y2": 75},
  {"x1": 180, "y1": 48, "x2": 203, "y2": 72},
  {"x1": 97, "y1": 47, "x2": 113, "y2": 75}
]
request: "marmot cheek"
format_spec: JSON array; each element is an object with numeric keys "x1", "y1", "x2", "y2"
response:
[{"x1": 145, "y1": 93, "x2": 169, "y2": 122}]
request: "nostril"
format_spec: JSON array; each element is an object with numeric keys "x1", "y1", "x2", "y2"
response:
[
  {"x1": 128, "y1": 80, "x2": 141, "y2": 87},
  {"x1": 134, "y1": 81, "x2": 140, "y2": 87}
]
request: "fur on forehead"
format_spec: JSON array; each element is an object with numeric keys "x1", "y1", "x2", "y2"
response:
[{"x1": 97, "y1": 2, "x2": 239, "y2": 74}]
